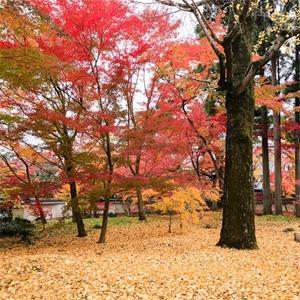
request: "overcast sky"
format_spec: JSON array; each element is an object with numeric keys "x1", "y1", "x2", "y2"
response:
[{"x1": 130, "y1": 0, "x2": 198, "y2": 39}]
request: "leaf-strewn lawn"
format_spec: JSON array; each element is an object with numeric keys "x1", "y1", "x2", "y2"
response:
[{"x1": 0, "y1": 213, "x2": 299, "y2": 300}]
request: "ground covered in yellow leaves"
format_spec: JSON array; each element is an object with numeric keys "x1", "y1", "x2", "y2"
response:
[{"x1": 0, "y1": 213, "x2": 300, "y2": 300}]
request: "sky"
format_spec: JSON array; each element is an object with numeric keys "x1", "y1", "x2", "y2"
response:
[{"x1": 130, "y1": 0, "x2": 198, "y2": 39}]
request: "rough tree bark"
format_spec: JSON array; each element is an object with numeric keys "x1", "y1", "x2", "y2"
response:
[
  {"x1": 271, "y1": 56, "x2": 283, "y2": 215},
  {"x1": 217, "y1": 17, "x2": 257, "y2": 249},
  {"x1": 217, "y1": 88, "x2": 257, "y2": 249}
]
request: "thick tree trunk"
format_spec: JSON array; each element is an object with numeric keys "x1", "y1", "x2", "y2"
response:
[
  {"x1": 136, "y1": 186, "x2": 146, "y2": 221},
  {"x1": 98, "y1": 197, "x2": 110, "y2": 243},
  {"x1": 261, "y1": 106, "x2": 272, "y2": 214},
  {"x1": 217, "y1": 21, "x2": 257, "y2": 249},
  {"x1": 69, "y1": 181, "x2": 87, "y2": 237},
  {"x1": 271, "y1": 56, "x2": 283, "y2": 215},
  {"x1": 217, "y1": 88, "x2": 257, "y2": 249}
]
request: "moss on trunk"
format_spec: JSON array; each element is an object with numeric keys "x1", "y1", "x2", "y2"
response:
[{"x1": 217, "y1": 18, "x2": 258, "y2": 249}]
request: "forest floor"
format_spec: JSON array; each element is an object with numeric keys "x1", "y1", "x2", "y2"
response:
[{"x1": 0, "y1": 213, "x2": 300, "y2": 300}]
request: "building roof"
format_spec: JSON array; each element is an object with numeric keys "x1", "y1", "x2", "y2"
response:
[{"x1": 24, "y1": 198, "x2": 66, "y2": 206}]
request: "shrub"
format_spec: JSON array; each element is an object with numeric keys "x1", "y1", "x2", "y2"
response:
[
  {"x1": 93, "y1": 224, "x2": 102, "y2": 229},
  {"x1": 108, "y1": 212, "x2": 117, "y2": 217},
  {"x1": 0, "y1": 209, "x2": 12, "y2": 222},
  {"x1": 0, "y1": 218, "x2": 35, "y2": 241}
]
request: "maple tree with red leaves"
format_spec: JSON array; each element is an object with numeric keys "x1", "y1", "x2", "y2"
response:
[
  {"x1": 0, "y1": 0, "x2": 300, "y2": 251},
  {"x1": 0, "y1": 0, "x2": 187, "y2": 241}
]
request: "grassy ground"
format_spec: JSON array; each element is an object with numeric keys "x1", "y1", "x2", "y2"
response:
[
  {"x1": 0, "y1": 212, "x2": 299, "y2": 299},
  {"x1": 39, "y1": 215, "x2": 142, "y2": 236},
  {"x1": 256, "y1": 214, "x2": 299, "y2": 223}
]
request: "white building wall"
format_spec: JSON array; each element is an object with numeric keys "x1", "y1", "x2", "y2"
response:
[
  {"x1": 12, "y1": 203, "x2": 65, "y2": 221},
  {"x1": 45, "y1": 204, "x2": 65, "y2": 220}
]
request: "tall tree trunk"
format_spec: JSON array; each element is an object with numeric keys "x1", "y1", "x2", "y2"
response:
[
  {"x1": 217, "y1": 88, "x2": 257, "y2": 249},
  {"x1": 98, "y1": 132, "x2": 113, "y2": 244},
  {"x1": 295, "y1": 44, "x2": 300, "y2": 202},
  {"x1": 273, "y1": 112, "x2": 283, "y2": 214},
  {"x1": 134, "y1": 154, "x2": 147, "y2": 221},
  {"x1": 71, "y1": 206, "x2": 77, "y2": 222},
  {"x1": 136, "y1": 186, "x2": 146, "y2": 221},
  {"x1": 61, "y1": 125, "x2": 86, "y2": 236},
  {"x1": 271, "y1": 56, "x2": 283, "y2": 215},
  {"x1": 98, "y1": 196, "x2": 110, "y2": 243},
  {"x1": 217, "y1": 20, "x2": 257, "y2": 249},
  {"x1": 261, "y1": 106, "x2": 272, "y2": 214},
  {"x1": 69, "y1": 181, "x2": 87, "y2": 237}
]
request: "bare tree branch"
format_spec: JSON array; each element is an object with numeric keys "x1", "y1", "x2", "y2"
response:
[
  {"x1": 0, "y1": 154, "x2": 27, "y2": 183},
  {"x1": 155, "y1": 0, "x2": 212, "y2": 9}
]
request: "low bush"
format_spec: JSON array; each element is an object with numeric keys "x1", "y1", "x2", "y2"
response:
[
  {"x1": 0, "y1": 218, "x2": 35, "y2": 241},
  {"x1": 93, "y1": 224, "x2": 102, "y2": 229},
  {"x1": 108, "y1": 212, "x2": 117, "y2": 217}
]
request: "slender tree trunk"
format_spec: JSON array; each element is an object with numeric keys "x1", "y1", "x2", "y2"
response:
[
  {"x1": 34, "y1": 196, "x2": 47, "y2": 230},
  {"x1": 295, "y1": 132, "x2": 300, "y2": 201},
  {"x1": 136, "y1": 186, "x2": 146, "y2": 221},
  {"x1": 261, "y1": 106, "x2": 272, "y2": 214},
  {"x1": 69, "y1": 181, "x2": 87, "y2": 237},
  {"x1": 93, "y1": 207, "x2": 98, "y2": 218},
  {"x1": 211, "y1": 200, "x2": 218, "y2": 211},
  {"x1": 98, "y1": 196, "x2": 110, "y2": 243},
  {"x1": 133, "y1": 154, "x2": 147, "y2": 221},
  {"x1": 180, "y1": 213, "x2": 183, "y2": 228},
  {"x1": 168, "y1": 212, "x2": 172, "y2": 233},
  {"x1": 295, "y1": 44, "x2": 300, "y2": 202},
  {"x1": 217, "y1": 20, "x2": 257, "y2": 249},
  {"x1": 98, "y1": 132, "x2": 114, "y2": 244},
  {"x1": 271, "y1": 56, "x2": 283, "y2": 215},
  {"x1": 273, "y1": 112, "x2": 283, "y2": 214},
  {"x1": 61, "y1": 126, "x2": 86, "y2": 235},
  {"x1": 211, "y1": 180, "x2": 218, "y2": 211}
]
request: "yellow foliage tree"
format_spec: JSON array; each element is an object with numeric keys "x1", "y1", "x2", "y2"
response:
[{"x1": 152, "y1": 186, "x2": 207, "y2": 233}]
